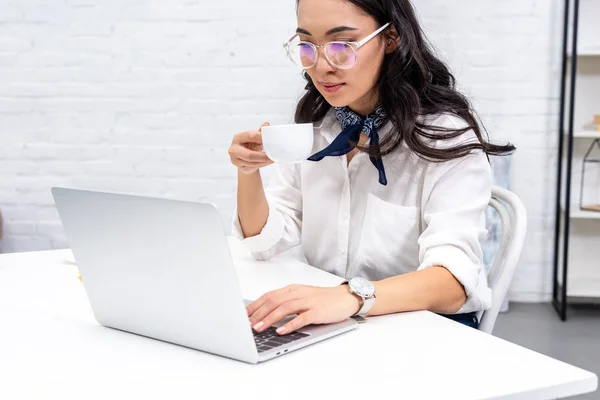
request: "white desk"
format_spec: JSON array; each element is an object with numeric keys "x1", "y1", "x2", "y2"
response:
[{"x1": 0, "y1": 238, "x2": 597, "y2": 400}]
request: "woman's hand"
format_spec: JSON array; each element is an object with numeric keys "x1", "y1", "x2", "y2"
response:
[
  {"x1": 228, "y1": 122, "x2": 273, "y2": 174},
  {"x1": 246, "y1": 284, "x2": 361, "y2": 335}
]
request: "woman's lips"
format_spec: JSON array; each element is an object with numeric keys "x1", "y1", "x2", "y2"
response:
[{"x1": 321, "y1": 82, "x2": 345, "y2": 93}]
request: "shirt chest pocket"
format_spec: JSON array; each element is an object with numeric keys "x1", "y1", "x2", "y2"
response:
[{"x1": 354, "y1": 193, "x2": 421, "y2": 280}]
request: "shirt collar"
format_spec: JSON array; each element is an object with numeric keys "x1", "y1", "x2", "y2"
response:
[{"x1": 314, "y1": 108, "x2": 394, "y2": 146}]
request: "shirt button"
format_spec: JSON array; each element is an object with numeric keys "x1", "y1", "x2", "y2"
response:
[
  {"x1": 343, "y1": 212, "x2": 349, "y2": 219},
  {"x1": 340, "y1": 248, "x2": 346, "y2": 254}
]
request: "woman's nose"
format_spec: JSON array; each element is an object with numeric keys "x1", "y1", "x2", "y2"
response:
[{"x1": 314, "y1": 46, "x2": 336, "y2": 73}]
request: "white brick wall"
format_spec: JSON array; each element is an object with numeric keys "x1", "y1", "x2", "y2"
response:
[{"x1": 0, "y1": 0, "x2": 562, "y2": 302}]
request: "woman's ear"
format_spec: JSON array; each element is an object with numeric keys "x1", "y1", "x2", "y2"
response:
[{"x1": 384, "y1": 26, "x2": 400, "y2": 54}]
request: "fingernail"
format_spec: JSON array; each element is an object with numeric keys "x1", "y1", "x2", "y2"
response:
[
  {"x1": 276, "y1": 326, "x2": 286, "y2": 335},
  {"x1": 253, "y1": 321, "x2": 264, "y2": 331}
]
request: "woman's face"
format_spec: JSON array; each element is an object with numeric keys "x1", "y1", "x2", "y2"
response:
[{"x1": 296, "y1": 0, "x2": 388, "y2": 115}]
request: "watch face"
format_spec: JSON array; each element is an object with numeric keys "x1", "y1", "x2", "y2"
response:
[{"x1": 350, "y1": 277, "x2": 375, "y2": 297}]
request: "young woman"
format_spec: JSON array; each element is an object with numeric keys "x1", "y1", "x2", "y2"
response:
[{"x1": 228, "y1": 0, "x2": 514, "y2": 334}]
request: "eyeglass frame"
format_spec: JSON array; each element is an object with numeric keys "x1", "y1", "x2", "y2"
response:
[{"x1": 283, "y1": 22, "x2": 392, "y2": 70}]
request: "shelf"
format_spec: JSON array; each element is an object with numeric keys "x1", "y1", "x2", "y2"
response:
[
  {"x1": 553, "y1": 0, "x2": 600, "y2": 318},
  {"x1": 575, "y1": 130, "x2": 600, "y2": 139},
  {"x1": 562, "y1": 205, "x2": 600, "y2": 220},
  {"x1": 568, "y1": 278, "x2": 600, "y2": 298},
  {"x1": 567, "y1": 49, "x2": 600, "y2": 58},
  {"x1": 564, "y1": 130, "x2": 600, "y2": 139}
]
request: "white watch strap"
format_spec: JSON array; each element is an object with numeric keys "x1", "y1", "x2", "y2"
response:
[
  {"x1": 356, "y1": 296, "x2": 375, "y2": 316},
  {"x1": 341, "y1": 280, "x2": 376, "y2": 317}
]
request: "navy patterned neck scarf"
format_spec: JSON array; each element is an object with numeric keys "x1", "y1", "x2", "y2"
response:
[{"x1": 307, "y1": 104, "x2": 388, "y2": 185}]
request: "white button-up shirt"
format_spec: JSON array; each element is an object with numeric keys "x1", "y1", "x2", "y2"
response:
[{"x1": 232, "y1": 110, "x2": 493, "y2": 313}]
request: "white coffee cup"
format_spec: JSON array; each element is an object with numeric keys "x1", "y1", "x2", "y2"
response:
[{"x1": 261, "y1": 123, "x2": 315, "y2": 163}]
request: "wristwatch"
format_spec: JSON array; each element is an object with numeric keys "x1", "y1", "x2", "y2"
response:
[{"x1": 342, "y1": 277, "x2": 376, "y2": 317}]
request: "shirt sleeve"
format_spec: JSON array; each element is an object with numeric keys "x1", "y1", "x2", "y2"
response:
[
  {"x1": 417, "y1": 147, "x2": 493, "y2": 313},
  {"x1": 231, "y1": 162, "x2": 303, "y2": 261}
]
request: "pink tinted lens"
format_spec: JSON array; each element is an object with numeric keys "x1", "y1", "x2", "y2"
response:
[
  {"x1": 326, "y1": 42, "x2": 356, "y2": 68},
  {"x1": 298, "y1": 43, "x2": 316, "y2": 67}
]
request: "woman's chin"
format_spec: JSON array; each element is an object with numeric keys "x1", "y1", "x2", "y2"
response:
[{"x1": 322, "y1": 94, "x2": 352, "y2": 108}]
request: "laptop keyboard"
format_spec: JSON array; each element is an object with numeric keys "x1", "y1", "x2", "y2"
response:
[{"x1": 253, "y1": 327, "x2": 309, "y2": 353}]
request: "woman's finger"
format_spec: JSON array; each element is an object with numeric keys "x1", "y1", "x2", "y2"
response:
[
  {"x1": 256, "y1": 299, "x2": 308, "y2": 332},
  {"x1": 233, "y1": 147, "x2": 270, "y2": 163},
  {"x1": 249, "y1": 302, "x2": 279, "y2": 331},
  {"x1": 234, "y1": 129, "x2": 264, "y2": 146},
  {"x1": 237, "y1": 161, "x2": 273, "y2": 169},
  {"x1": 239, "y1": 164, "x2": 272, "y2": 174},
  {"x1": 258, "y1": 121, "x2": 270, "y2": 132},
  {"x1": 247, "y1": 284, "x2": 293, "y2": 316},
  {"x1": 247, "y1": 285, "x2": 302, "y2": 328},
  {"x1": 276, "y1": 310, "x2": 316, "y2": 335}
]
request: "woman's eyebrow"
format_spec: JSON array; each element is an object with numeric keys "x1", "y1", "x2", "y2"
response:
[{"x1": 295, "y1": 26, "x2": 359, "y2": 36}]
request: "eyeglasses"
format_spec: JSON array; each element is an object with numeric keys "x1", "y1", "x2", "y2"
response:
[{"x1": 283, "y1": 22, "x2": 391, "y2": 70}]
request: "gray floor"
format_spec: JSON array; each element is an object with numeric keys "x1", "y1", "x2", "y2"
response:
[{"x1": 494, "y1": 303, "x2": 600, "y2": 399}]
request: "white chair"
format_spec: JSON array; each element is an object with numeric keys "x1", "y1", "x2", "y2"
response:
[{"x1": 477, "y1": 186, "x2": 527, "y2": 335}]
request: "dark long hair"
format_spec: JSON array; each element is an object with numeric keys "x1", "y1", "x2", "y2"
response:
[{"x1": 295, "y1": 0, "x2": 515, "y2": 161}]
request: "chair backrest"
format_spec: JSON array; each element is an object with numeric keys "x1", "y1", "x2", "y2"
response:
[{"x1": 477, "y1": 186, "x2": 527, "y2": 334}]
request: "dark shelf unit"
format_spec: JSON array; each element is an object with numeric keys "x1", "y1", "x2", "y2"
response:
[{"x1": 553, "y1": 0, "x2": 600, "y2": 320}]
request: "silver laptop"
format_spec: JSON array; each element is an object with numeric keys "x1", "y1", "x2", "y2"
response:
[{"x1": 51, "y1": 187, "x2": 358, "y2": 364}]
